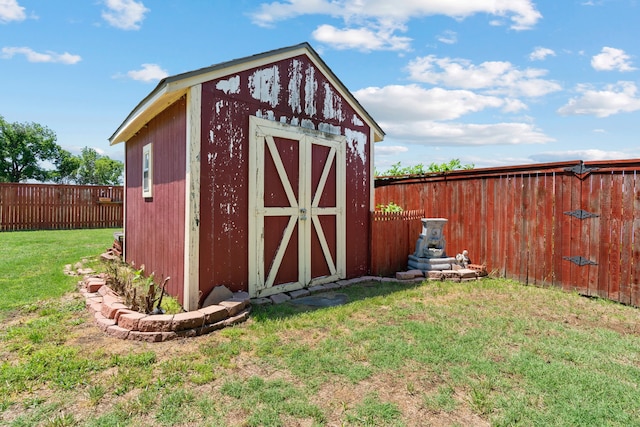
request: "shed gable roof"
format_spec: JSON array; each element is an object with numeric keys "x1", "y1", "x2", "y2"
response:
[{"x1": 109, "y1": 42, "x2": 384, "y2": 145}]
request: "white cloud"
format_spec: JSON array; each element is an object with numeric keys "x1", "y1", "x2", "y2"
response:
[
  {"x1": 591, "y1": 47, "x2": 636, "y2": 72},
  {"x1": 381, "y1": 121, "x2": 553, "y2": 146},
  {"x1": 529, "y1": 47, "x2": 555, "y2": 61},
  {"x1": 102, "y1": 0, "x2": 148, "y2": 30},
  {"x1": 355, "y1": 84, "x2": 522, "y2": 122},
  {"x1": 1, "y1": 46, "x2": 81, "y2": 64},
  {"x1": 251, "y1": 0, "x2": 541, "y2": 51},
  {"x1": 406, "y1": 55, "x2": 562, "y2": 98},
  {"x1": 0, "y1": 0, "x2": 25, "y2": 23},
  {"x1": 354, "y1": 84, "x2": 552, "y2": 146},
  {"x1": 529, "y1": 149, "x2": 631, "y2": 163},
  {"x1": 312, "y1": 23, "x2": 411, "y2": 51},
  {"x1": 558, "y1": 81, "x2": 640, "y2": 117},
  {"x1": 126, "y1": 63, "x2": 168, "y2": 82},
  {"x1": 375, "y1": 145, "x2": 409, "y2": 156},
  {"x1": 437, "y1": 30, "x2": 457, "y2": 45}
]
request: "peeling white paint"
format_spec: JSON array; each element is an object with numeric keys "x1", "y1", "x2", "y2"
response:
[
  {"x1": 288, "y1": 60, "x2": 302, "y2": 114},
  {"x1": 249, "y1": 66, "x2": 280, "y2": 108},
  {"x1": 345, "y1": 128, "x2": 367, "y2": 163},
  {"x1": 207, "y1": 152, "x2": 216, "y2": 164},
  {"x1": 216, "y1": 75, "x2": 240, "y2": 94},
  {"x1": 215, "y1": 100, "x2": 226, "y2": 115},
  {"x1": 304, "y1": 66, "x2": 317, "y2": 116},
  {"x1": 256, "y1": 109, "x2": 276, "y2": 121},
  {"x1": 291, "y1": 117, "x2": 300, "y2": 126},
  {"x1": 318, "y1": 123, "x2": 341, "y2": 135},
  {"x1": 280, "y1": 116, "x2": 288, "y2": 123},
  {"x1": 301, "y1": 119, "x2": 315, "y2": 130},
  {"x1": 209, "y1": 129, "x2": 214, "y2": 143},
  {"x1": 351, "y1": 115, "x2": 364, "y2": 127},
  {"x1": 323, "y1": 83, "x2": 343, "y2": 122}
]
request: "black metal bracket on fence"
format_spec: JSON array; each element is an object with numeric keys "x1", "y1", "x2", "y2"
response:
[
  {"x1": 563, "y1": 256, "x2": 597, "y2": 266},
  {"x1": 563, "y1": 209, "x2": 599, "y2": 219},
  {"x1": 564, "y1": 161, "x2": 599, "y2": 178}
]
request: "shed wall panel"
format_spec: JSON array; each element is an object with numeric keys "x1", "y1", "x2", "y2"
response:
[
  {"x1": 198, "y1": 54, "x2": 372, "y2": 300},
  {"x1": 125, "y1": 98, "x2": 187, "y2": 303}
]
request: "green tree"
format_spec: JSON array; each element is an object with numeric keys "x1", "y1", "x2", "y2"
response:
[
  {"x1": 75, "y1": 146, "x2": 123, "y2": 185},
  {"x1": 50, "y1": 149, "x2": 81, "y2": 184},
  {"x1": 0, "y1": 115, "x2": 61, "y2": 182}
]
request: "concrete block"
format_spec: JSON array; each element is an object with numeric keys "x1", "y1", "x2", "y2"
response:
[
  {"x1": 232, "y1": 291, "x2": 250, "y2": 303},
  {"x1": 117, "y1": 312, "x2": 147, "y2": 331},
  {"x1": 269, "y1": 293, "x2": 291, "y2": 304},
  {"x1": 106, "y1": 325, "x2": 130, "y2": 339},
  {"x1": 322, "y1": 282, "x2": 341, "y2": 290},
  {"x1": 395, "y1": 271, "x2": 415, "y2": 280},
  {"x1": 85, "y1": 296, "x2": 103, "y2": 307},
  {"x1": 427, "y1": 271, "x2": 443, "y2": 280},
  {"x1": 94, "y1": 312, "x2": 116, "y2": 331},
  {"x1": 288, "y1": 289, "x2": 310, "y2": 299},
  {"x1": 198, "y1": 304, "x2": 228, "y2": 324},
  {"x1": 224, "y1": 308, "x2": 250, "y2": 326},
  {"x1": 172, "y1": 311, "x2": 205, "y2": 332},
  {"x1": 114, "y1": 308, "x2": 136, "y2": 323},
  {"x1": 358, "y1": 276, "x2": 382, "y2": 282},
  {"x1": 458, "y1": 268, "x2": 478, "y2": 278},
  {"x1": 127, "y1": 330, "x2": 164, "y2": 342},
  {"x1": 407, "y1": 269, "x2": 424, "y2": 278},
  {"x1": 102, "y1": 302, "x2": 128, "y2": 320},
  {"x1": 88, "y1": 302, "x2": 103, "y2": 314},
  {"x1": 219, "y1": 300, "x2": 247, "y2": 316},
  {"x1": 137, "y1": 314, "x2": 174, "y2": 332},
  {"x1": 307, "y1": 285, "x2": 327, "y2": 293}
]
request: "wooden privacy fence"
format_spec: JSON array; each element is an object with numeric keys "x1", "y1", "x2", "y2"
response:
[
  {"x1": 0, "y1": 183, "x2": 123, "y2": 231},
  {"x1": 373, "y1": 159, "x2": 640, "y2": 307},
  {"x1": 370, "y1": 210, "x2": 425, "y2": 277}
]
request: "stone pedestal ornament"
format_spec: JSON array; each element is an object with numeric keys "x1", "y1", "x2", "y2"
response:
[{"x1": 407, "y1": 218, "x2": 457, "y2": 271}]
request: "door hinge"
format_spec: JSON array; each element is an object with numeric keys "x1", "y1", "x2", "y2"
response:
[
  {"x1": 563, "y1": 256, "x2": 597, "y2": 266},
  {"x1": 564, "y1": 209, "x2": 599, "y2": 219}
]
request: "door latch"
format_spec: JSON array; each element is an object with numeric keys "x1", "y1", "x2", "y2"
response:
[{"x1": 299, "y1": 208, "x2": 307, "y2": 220}]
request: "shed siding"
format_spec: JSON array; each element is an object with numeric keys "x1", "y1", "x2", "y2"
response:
[
  {"x1": 125, "y1": 98, "x2": 187, "y2": 302},
  {"x1": 199, "y1": 54, "x2": 371, "y2": 300}
]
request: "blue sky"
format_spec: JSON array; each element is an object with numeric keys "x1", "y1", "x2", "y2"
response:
[{"x1": 1, "y1": 0, "x2": 639, "y2": 171}]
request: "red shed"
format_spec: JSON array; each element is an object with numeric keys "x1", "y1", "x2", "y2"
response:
[{"x1": 109, "y1": 43, "x2": 384, "y2": 310}]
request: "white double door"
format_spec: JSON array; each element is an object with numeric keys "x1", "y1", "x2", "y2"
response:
[{"x1": 248, "y1": 116, "x2": 346, "y2": 298}]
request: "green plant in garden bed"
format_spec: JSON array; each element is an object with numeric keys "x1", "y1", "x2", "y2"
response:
[{"x1": 103, "y1": 259, "x2": 182, "y2": 314}]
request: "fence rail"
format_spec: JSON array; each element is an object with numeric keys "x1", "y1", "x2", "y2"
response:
[
  {"x1": 0, "y1": 183, "x2": 123, "y2": 231},
  {"x1": 373, "y1": 159, "x2": 640, "y2": 307}
]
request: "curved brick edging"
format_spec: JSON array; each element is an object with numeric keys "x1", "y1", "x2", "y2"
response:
[
  {"x1": 79, "y1": 269, "x2": 488, "y2": 341},
  {"x1": 78, "y1": 277, "x2": 251, "y2": 342}
]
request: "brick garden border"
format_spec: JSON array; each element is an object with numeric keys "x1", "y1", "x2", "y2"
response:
[
  {"x1": 78, "y1": 277, "x2": 251, "y2": 342},
  {"x1": 79, "y1": 266, "x2": 487, "y2": 342}
]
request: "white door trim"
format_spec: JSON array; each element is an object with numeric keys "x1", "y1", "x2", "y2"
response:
[{"x1": 248, "y1": 116, "x2": 346, "y2": 298}]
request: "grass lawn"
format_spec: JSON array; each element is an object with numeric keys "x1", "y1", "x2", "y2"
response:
[
  {"x1": 0, "y1": 228, "x2": 118, "y2": 315},
  {"x1": 1, "y1": 229, "x2": 640, "y2": 426}
]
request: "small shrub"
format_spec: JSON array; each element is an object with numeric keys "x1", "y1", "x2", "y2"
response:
[
  {"x1": 103, "y1": 260, "x2": 179, "y2": 314},
  {"x1": 376, "y1": 201, "x2": 404, "y2": 213}
]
